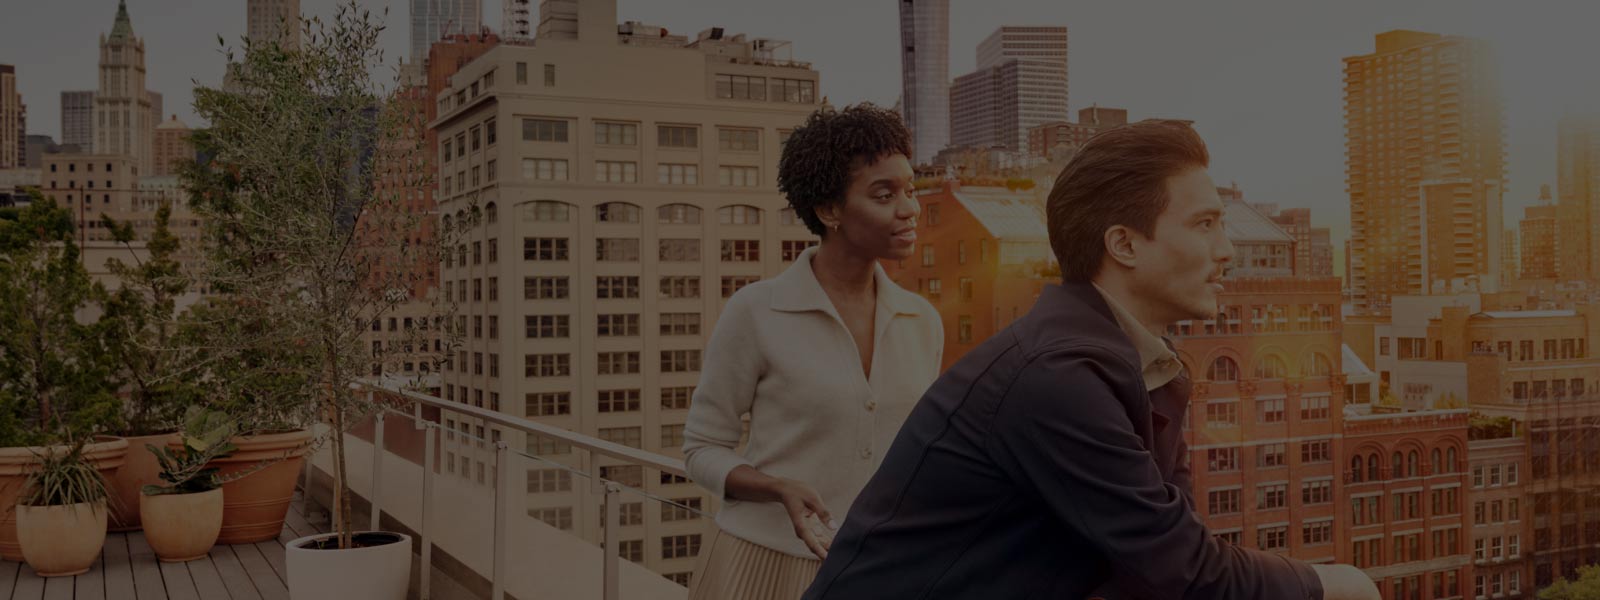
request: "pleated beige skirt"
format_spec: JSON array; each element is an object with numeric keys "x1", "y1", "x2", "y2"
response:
[{"x1": 687, "y1": 527, "x2": 822, "y2": 600}]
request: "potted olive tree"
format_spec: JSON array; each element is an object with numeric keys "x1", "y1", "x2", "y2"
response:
[
  {"x1": 140, "y1": 407, "x2": 238, "y2": 562},
  {"x1": 0, "y1": 196, "x2": 129, "y2": 562},
  {"x1": 185, "y1": 4, "x2": 455, "y2": 598},
  {"x1": 14, "y1": 440, "x2": 112, "y2": 577},
  {"x1": 99, "y1": 204, "x2": 202, "y2": 531}
]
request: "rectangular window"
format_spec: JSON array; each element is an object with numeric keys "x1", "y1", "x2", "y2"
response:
[
  {"x1": 660, "y1": 313, "x2": 702, "y2": 336},
  {"x1": 718, "y1": 165, "x2": 760, "y2": 187},
  {"x1": 657, "y1": 164, "x2": 699, "y2": 185},
  {"x1": 958, "y1": 316, "x2": 973, "y2": 344},
  {"x1": 597, "y1": 389, "x2": 641, "y2": 413},
  {"x1": 597, "y1": 352, "x2": 641, "y2": 376},
  {"x1": 596, "y1": 276, "x2": 640, "y2": 299},
  {"x1": 598, "y1": 427, "x2": 642, "y2": 449},
  {"x1": 525, "y1": 392, "x2": 571, "y2": 416},
  {"x1": 658, "y1": 125, "x2": 699, "y2": 148},
  {"x1": 661, "y1": 497, "x2": 702, "y2": 522},
  {"x1": 528, "y1": 469, "x2": 572, "y2": 493},
  {"x1": 1205, "y1": 402, "x2": 1238, "y2": 427},
  {"x1": 1300, "y1": 439, "x2": 1332, "y2": 463},
  {"x1": 524, "y1": 237, "x2": 569, "y2": 261},
  {"x1": 1256, "y1": 483, "x2": 1287, "y2": 510},
  {"x1": 524, "y1": 276, "x2": 569, "y2": 300},
  {"x1": 595, "y1": 161, "x2": 638, "y2": 183},
  {"x1": 661, "y1": 350, "x2": 702, "y2": 373},
  {"x1": 781, "y1": 240, "x2": 817, "y2": 261},
  {"x1": 721, "y1": 276, "x2": 758, "y2": 298},
  {"x1": 597, "y1": 314, "x2": 640, "y2": 337},
  {"x1": 661, "y1": 387, "x2": 695, "y2": 410},
  {"x1": 525, "y1": 315, "x2": 570, "y2": 339},
  {"x1": 659, "y1": 239, "x2": 702, "y2": 262},
  {"x1": 594, "y1": 122, "x2": 638, "y2": 146},
  {"x1": 661, "y1": 534, "x2": 701, "y2": 560},
  {"x1": 660, "y1": 424, "x2": 685, "y2": 448},
  {"x1": 1301, "y1": 521, "x2": 1333, "y2": 546},
  {"x1": 1258, "y1": 526, "x2": 1288, "y2": 551},
  {"x1": 1302, "y1": 479, "x2": 1333, "y2": 504},
  {"x1": 1258, "y1": 443, "x2": 1286, "y2": 468},
  {"x1": 522, "y1": 118, "x2": 569, "y2": 142},
  {"x1": 522, "y1": 158, "x2": 570, "y2": 181},
  {"x1": 1206, "y1": 488, "x2": 1240, "y2": 515},
  {"x1": 1257, "y1": 397, "x2": 1285, "y2": 423},
  {"x1": 720, "y1": 239, "x2": 761, "y2": 262},
  {"x1": 1300, "y1": 395, "x2": 1330, "y2": 420},
  {"x1": 544, "y1": 64, "x2": 556, "y2": 86},
  {"x1": 718, "y1": 128, "x2": 760, "y2": 152},
  {"x1": 770, "y1": 78, "x2": 816, "y2": 103},
  {"x1": 1207, "y1": 448, "x2": 1239, "y2": 472},
  {"x1": 660, "y1": 276, "x2": 701, "y2": 299},
  {"x1": 516, "y1": 62, "x2": 527, "y2": 84},
  {"x1": 524, "y1": 354, "x2": 571, "y2": 378},
  {"x1": 596, "y1": 238, "x2": 641, "y2": 262},
  {"x1": 714, "y1": 74, "x2": 767, "y2": 100}
]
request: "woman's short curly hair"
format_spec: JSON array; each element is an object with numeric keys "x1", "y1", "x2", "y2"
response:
[{"x1": 777, "y1": 103, "x2": 913, "y2": 236}]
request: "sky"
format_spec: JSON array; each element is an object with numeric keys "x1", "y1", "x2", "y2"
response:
[{"x1": 5, "y1": 0, "x2": 1600, "y2": 276}]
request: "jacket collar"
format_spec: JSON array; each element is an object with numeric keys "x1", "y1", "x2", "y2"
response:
[{"x1": 770, "y1": 245, "x2": 924, "y2": 317}]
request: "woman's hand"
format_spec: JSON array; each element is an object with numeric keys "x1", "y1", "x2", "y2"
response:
[
  {"x1": 773, "y1": 478, "x2": 835, "y2": 559},
  {"x1": 723, "y1": 466, "x2": 837, "y2": 559}
]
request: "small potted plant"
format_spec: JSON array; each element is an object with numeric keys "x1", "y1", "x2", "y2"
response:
[
  {"x1": 14, "y1": 439, "x2": 111, "y2": 577},
  {"x1": 141, "y1": 407, "x2": 238, "y2": 562}
]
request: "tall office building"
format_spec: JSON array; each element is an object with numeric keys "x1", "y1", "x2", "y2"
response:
[
  {"x1": 61, "y1": 91, "x2": 96, "y2": 149},
  {"x1": 1556, "y1": 115, "x2": 1600, "y2": 283},
  {"x1": 1344, "y1": 30, "x2": 1506, "y2": 314},
  {"x1": 427, "y1": 0, "x2": 821, "y2": 581},
  {"x1": 94, "y1": 0, "x2": 154, "y2": 175},
  {"x1": 1520, "y1": 200, "x2": 1559, "y2": 281},
  {"x1": 898, "y1": 0, "x2": 949, "y2": 164},
  {"x1": 503, "y1": 0, "x2": 533, "y2": 42},
  {"x1": 409, "y1": 0, "x2": 483, "y2": 67},
  {"x1": 150, "y1": 115, "x2": 193, "y2": 177},
  {"x1": 248, "y1": 0, "x2": 302, "y2": 49},
  {"x1": 950, "y1": 27, "x2": 1068, "y2": 153},
  {"x1": 0, "y1": 65, "x2": 23, "y2": 168}
]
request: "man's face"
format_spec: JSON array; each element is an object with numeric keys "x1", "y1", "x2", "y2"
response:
[
  {"x1": 1127, "y1": 167, "x2": 1235, "y2": 322},
  {"x1": 828, "y1": 153, "x2": 920, "y2": 260}
]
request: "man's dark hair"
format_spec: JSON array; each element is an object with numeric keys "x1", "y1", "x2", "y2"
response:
[
  {"x1": 1046, "y1": 119, "x2": 1210, "y2": 282},
  {"x1": 777, "y1": 103, "x2": 913, "y2": 236}
]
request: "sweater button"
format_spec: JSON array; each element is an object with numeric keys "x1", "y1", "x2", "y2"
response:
[
  {"x1": 866, "y1": 400, "x2": 877, "y2": 411},
  {"x1": 859, "y1": 448, "x2": 872, "y2": 459}
]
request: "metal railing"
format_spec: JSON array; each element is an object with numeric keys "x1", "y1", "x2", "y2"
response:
[{"x1": 304, "y1": 381, "x2": 704, "y2": 600}]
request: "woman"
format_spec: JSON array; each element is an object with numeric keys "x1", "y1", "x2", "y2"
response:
[{"x1": 682, "y1": 103, "x2": 943, "y2": 599}]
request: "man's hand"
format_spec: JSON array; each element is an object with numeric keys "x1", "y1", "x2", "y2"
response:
[{"x1": 1312, "y1": 564, "x2": 1380, "y2": 600}]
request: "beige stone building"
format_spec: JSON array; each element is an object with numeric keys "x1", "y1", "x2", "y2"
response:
[
  {"x1": 150, "y1": 115, "x2": 192, "y2": 177},
  {"x1": 94, "y1": 1, "x2": 154, "y2": 175},
  {"x1": 1344, "y1": 30, "x2": 1507, "y2": 314},
  {"x1": 429, "y1": 0, "x2": 820, "y2": 583},
  {"x1": 247, "y1": 0, "x2": 301, "y2": 49}
]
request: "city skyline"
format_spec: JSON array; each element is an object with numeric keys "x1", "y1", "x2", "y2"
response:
[{"x1": 3, "y1": 0, "x2": 1600, "y2": 276}]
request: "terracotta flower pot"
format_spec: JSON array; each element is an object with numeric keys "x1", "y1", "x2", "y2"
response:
[
  {"x1": 108, "y1": 432, "x2": 179, "y2": 532},
  {"x1": 16, "y1": 501, "x2": 108, "y2": 577},
  {"x1": 287, "y1": 531, "x2": 412, "y2": 600},
  {"x1": 0, "y1": 437, "x2": 128, "y2": 562},
  {"x1": 141, "y1": 487, "x2": 223, "y2": 562},
  {"x1": 197, "y1": 429, "x2": 312, "y2": 545}
]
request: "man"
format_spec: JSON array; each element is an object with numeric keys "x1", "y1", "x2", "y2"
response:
[{"x1": 803, "y1": 120, "x2": 1379, "y2": 599}]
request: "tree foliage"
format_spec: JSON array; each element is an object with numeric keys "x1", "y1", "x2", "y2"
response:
[{"x1": 1539, "y1": 565, "x2": 1600, "y2": 600}]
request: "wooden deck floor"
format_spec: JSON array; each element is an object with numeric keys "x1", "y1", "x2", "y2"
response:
[{"x1": 0, "y1": 493, "x2": 322, "y2": 600}]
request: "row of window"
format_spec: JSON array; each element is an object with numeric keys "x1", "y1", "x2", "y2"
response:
[
  {"x1": 1203, "y1": 440, "x2": 1333, "y2": 472},
  {"x1": 1350, "y1": 531, "x2": 1464, "y2": 572},
  {"x1": 1202, "y1": 353, "x2": 1335, "y2": 383},
  {"x1": 524, "y1": 274, "x2": 759, "y2": 301},
  {"x1": 509, "y1": 201, "x2": 803, "y2": 227},
  {"x1": 1202, "y1": 395, "x2": 1334, "y2": 427},
  {"x1": 1211, "y1": 520, "x2": 1332, "y2": 552},
  {"x1": 515, "y1": 158, "x2": 765, "y2": 187},
  {"x1": 516, "y1": 118, "x2": 795, "y2": 151},
  {"x1": 522, "y1": 313, "x2": 703, "y2": 339},
  {"x1": 1347, "y1": 447, "x2": 1462, "y2": 483},
  {"x1": 522, "y1": 350, "x2": 702, "y2": 378},
  {"x1": 526, "y1": 387, "x2": 696, "y2": 418},
  {"x1": 1204, "y1": 479, "x2": 1338, "y2": 515},
  {"x1": 526, "y1": 497, "x2": 705, "y2": 533},
  {"x1": 1511, "y1": 378, "x2": 1589, "y2": 401},
  {"x1": 1169, "y1": 304, "x2": 1338, "y2": 337},
  {"x1": 518, "y1": 237, "x2": 814, "y2": 264},
  {"x1": 1384, "y1": 335, "x2": 1589, "y2": 363}
]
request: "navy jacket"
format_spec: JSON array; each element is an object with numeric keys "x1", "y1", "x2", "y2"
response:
[{"x1": 804, "y1": 282, "x2": 1324, "y2": 600}]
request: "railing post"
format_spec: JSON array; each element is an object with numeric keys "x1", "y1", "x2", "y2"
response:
[
  {"x1": 420, "y1": 421, "x2": 436, "y2": 600},
  {"x1": 370, "y1": 409, "x2": 385, "y2": 532},
  {"x1": 602, "y1": 481, "x2": 621, "y2": 600},
  {"x1": 492, "y1": 441, "x2": 511, "y2": 600}
]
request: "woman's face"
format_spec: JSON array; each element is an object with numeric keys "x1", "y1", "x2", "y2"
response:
[{"x1": 818, "y1": 152, "x2": 920, "y2": 261}]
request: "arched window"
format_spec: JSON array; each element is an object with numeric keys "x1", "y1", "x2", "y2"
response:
[
  {"x1": 658, "y1": 203, "x2": 701, "y2": 224},
  {"x1": 1255, "y1": 354, "x2": 1288, "y2": 379},
  {"x1": 1392, "y1": 452, "x2": 1403, "y2": 479},
  {"x1": 1432, "y1": 449, "x2": 1442, "y2": 475},
  {"x1": 442, "y1": 215, "x2": 453, "y2": 231},
  {"x1": 454, "y1": 209, "x2": 465, "y2": 228},
  {"x1": 596, "y1": 202, "x2": 641, "y2": 223},
  {"x1": 485, "y1": 202, "x2": 497, "y2": 224},
  {"x1": 1304, "y1": 353, "x2": 1333, "y2": 377},
  {"x1": 1408, "y1": 450, "x2": 1420, "y2": 478},
  {"x1": 470, "y1": 205, "x2": 482, "y2": 225},
  {"x1": 1207, "y1": 356, "x2": 1240, "y2": 382},
  {"x1": 1367, "y1": 455, "x2": 1379, "y2": 482},
  {"x1": 779, "y1": 207, "x2": 800, "y2": 226},
  {"x1": 1445, "y1": 447, "x2": 1458, "y2": 473},
  {"x1": 1350, "y1": 456, "x2": 1364, "y2": 483}
]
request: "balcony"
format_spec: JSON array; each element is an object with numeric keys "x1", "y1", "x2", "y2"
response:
[{"x1": 0, "y1": 382, "x2": 699, "y2": 600}]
